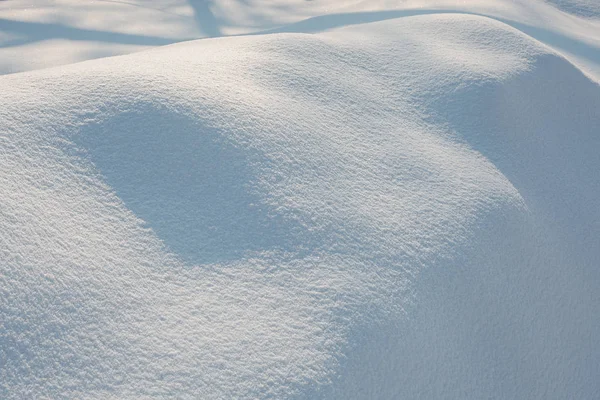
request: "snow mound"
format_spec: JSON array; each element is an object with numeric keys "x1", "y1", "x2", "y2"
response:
[
  {"x1": 1, "y1": 14, "x2": 599, "y2": 399},
  {"x1": 2, "y1": 0, "x2": 600, "y2": 76}
]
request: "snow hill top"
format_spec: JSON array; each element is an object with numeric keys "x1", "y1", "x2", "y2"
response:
[
  {"x1": 1, "y1": 0, "x2": 600, "y2": 78},
  {"x1": 1, "y1": 5, "x2": 600, "y2": 400}
]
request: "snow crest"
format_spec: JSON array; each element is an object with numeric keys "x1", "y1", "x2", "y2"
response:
[{"x1": 1, "y1": 14, "x2": 599, "y2": 399}]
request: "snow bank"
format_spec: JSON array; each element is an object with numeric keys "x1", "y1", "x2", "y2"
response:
[
  {"x1": 1, "y1": 13, "x2": 599, "y2": 399},
  {"x1": 2, "y1": 0, "x2": 599, "y2": 77}
]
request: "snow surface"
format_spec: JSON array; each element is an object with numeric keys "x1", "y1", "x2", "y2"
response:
[
  {"x1": 1, "y1": 0, "x2": 600, "y2": 77},
  {"x1": 1, "y1": 1, "x2": 600, "y2": 399},
  {"x1": 546, "y1": 0, "x2": 600, "y2": 18}
]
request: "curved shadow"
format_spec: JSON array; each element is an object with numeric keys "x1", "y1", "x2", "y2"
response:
[
  {"x1": 75, "y1": 105, "x2": 300, "y2": 265},
  {"x1": 425, "y1": 54, "x2": 600, "y2": 239},
  {"x1": 313, "y1": 53, "x2": 600, "y2": 400}
]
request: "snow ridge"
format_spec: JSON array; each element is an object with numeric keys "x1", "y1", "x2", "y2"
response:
[{"x1": 1, "y1": 13, "x2": 599, "y2": 399}]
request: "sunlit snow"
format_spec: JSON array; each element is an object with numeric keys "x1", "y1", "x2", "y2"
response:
[{"x1": 1, "y1": 1, "x2": 599, "y2": 399}]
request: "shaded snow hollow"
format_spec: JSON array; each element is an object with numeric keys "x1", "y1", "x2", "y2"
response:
[{"x1": 1, "y1": 14, "x2": 599, "y2": 399}]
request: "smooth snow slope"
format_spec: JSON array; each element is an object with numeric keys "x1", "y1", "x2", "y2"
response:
[
  {"x1": 1, "y1": 13, "x2": 599, "y2": 399},
  {"x1": 546, "y1": 0, "x2": 600, "y2": 18}
]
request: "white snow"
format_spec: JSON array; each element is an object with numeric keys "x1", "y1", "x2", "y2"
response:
[
  {"x1": 2, "y1": 0, "x2": 600, "y2": 77},
  {"x1": 1, "y1": 1, "x2": 599, "y2": 399}
]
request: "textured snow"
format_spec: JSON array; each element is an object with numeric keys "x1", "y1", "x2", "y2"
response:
[
  {"x1": 1, "y1": 2, "x2": 600, "y2": 400},
  {"x1": 2, "y1": 0, "x2": 600, "y2": 77}
]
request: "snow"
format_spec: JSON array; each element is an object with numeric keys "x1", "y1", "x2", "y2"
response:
[
  {"x1": 1, "y1": 1, "x2": 600, "y2": 399},
  {"x1": 546, "y1": 0, "x2": 600, "y2": 18},
  {"x1": 2, "y1": 0, "x2": 600, "y2": 77}
]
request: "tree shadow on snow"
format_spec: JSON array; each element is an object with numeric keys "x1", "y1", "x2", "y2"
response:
[
  {"x1": 188, "y1": 0, "x2": 221, "y2": 37},
  {"x1": 0, "y1": 18, "x2": 182, "y2": 49}
]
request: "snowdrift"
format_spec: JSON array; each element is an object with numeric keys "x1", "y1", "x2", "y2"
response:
[
  {"x1": 1, "y1": 14, "x2": 599, "y2": 399},
  {"x1": 2, "y1": 0, "x2": 600, "y2": 77}
]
